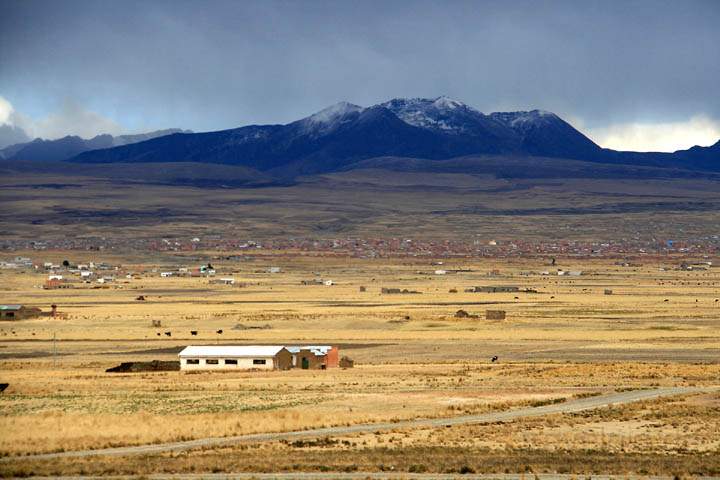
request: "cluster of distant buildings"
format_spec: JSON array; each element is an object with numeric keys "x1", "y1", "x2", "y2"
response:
[{"x1": 2, "y1": 234, "x2": 720, "y2": 258}]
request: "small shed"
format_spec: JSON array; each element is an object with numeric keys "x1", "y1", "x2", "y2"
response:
[
  {"x1": 339, "y1": 356, "x2": 354, "y2": 368},
  {"x1": 44, "y1": 278, "x2": 71, "y2": 289},
  {"x1": 0, "y1": 305, "x2": 42, "y2": 320},
  {"x1": 485, "y1": 310, "x2": 507, "y2": 320},
  {"x1": 178, "y1": 345, "x2": 292, "y2": 371},
  {"x1": 473, "y1": 286, "x2": 519, "y2": 293}
]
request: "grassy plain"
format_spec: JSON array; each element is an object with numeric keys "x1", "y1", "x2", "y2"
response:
[
  {"x1": 2, "y1": 169, "x2": 720, "y2": 241},
  {"x1": 1, "y1": 252, "x2": 719, "y2": 476}
]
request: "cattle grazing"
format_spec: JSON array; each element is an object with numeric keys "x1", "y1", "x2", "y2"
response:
[
  {"x1": 190, "y1": 330, "x2": 198, "y2": 336},
  {"x1": 491, "y1": 356, "x2": 498, "y2": 363},
  {"x1": 216, "y1": 329, "x2": 223, "y2": 334},
  {"x1": 164, "y1": 331, "x2": 172, "y2": 337}
]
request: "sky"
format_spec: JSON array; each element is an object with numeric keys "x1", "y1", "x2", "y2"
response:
[{"x1": 1, "y1": 0, "x2": 719, "y2": 152}]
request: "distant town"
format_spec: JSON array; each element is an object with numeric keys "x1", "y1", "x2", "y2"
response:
[{"x1": 1, "y1": 234, "x2": 718, "y2": 259}]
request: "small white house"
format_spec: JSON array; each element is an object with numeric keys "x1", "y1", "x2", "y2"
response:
[
  {"x1": 178, "y1": 345, "x2": 292, "y2": 371},
  {"x1": 160, "y1": 272, "x2": 174, "y2": 278}
]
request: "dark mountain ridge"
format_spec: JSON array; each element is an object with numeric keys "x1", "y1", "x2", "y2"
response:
[{"x1": 8, "y1": 97, "x2": 719, "y2": 180}]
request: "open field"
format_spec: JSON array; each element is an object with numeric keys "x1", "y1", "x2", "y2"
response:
[
  {"x1": 2, "y1": 169, "x2": 720, "y2": 241},
  {"x1": 1, "y1": 252, "x2": 719, "y2": 476}
]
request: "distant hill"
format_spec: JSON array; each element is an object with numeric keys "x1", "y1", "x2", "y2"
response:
[{"x1": 1, "y1": 129, "x2": 190, "y2": 162}]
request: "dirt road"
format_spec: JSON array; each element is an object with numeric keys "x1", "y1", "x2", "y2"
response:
[
  {"x1": 22, "y1": 475, "x2": 720, "y2": 480},
  {"x1": 6, "y1": 386, "x2": 707, "y2": 462}
]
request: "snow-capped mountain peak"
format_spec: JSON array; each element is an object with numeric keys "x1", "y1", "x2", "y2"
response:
[
  {"x1": 489, "y1": 109, "x2": 560, "y2": 129},
  {"x1": 306, "y1": 102, "x2": 363, "y2": 124},
  {"x1": 299, "y1": 101, "x2": 364, "y2": 135},
  {"x1": 432, "y1": 95, "x2": 465, "y2": 110},
  {"x1": 379, "y1": 97, "x2": 484, "y2": 133}
]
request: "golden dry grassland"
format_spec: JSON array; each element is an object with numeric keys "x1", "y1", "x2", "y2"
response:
[{"x1": 1, "y1": 252, "x2": 719, "y2": 475}]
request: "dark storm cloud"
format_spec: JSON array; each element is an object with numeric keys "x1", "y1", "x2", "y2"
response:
[{"x1": 1, "y1": 0, "x2": 718, "y2": 139}]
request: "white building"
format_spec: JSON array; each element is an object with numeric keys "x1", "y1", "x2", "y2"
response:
[{"x1": 178, "y1": 345, "x2": 292, "y2": 371}]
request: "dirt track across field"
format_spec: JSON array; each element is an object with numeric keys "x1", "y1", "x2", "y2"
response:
[
  {"x1": 5, "y1": 386, "x2": 712, "y2": 462},
  {"x1": 20, "y1": 474, "x2": 720, "y2": 480}
]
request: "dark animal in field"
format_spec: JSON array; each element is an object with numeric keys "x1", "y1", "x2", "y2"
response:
[
  {"x1": 0, "y1": 383, "x2": 9, "y2": 393},
  {"x1": 216, "y1": 329, "x2": 223, "y2": 334},
  {"x1": 136, "y1": 295, "x2": 146, "y2": 301},
  {"x1": 164, "y1": 331, "x2": 171, "y2": 337},
  {"x1": 664, "y1": 299, "x2": 669, "y2": 302},
  {"x1": 156, "y1": 332, "x2": 161, "y2": 336},
  {"x1": 190, "y1": 330, "x2": 198, "y2": 336},
  {"x1": 491, "y1": 356, "x2": 498, "y2": 363}
]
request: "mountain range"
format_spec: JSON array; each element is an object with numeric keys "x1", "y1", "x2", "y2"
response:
[
  {"x1": 2, "y1": 97, "x2": 718, "y2": 184},
  {"x1": 0, "y1": 129, "x2": 190, "y2": 162}
]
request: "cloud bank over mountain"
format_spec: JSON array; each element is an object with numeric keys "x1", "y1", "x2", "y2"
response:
[
  {"x1": 0, "y1": 95, "x2": 127, "y2": 147},
  {"x1": 1, "y1": 0, "x2": 718, "y2": 152},
  {"x1": 587, "y1": 116, "x2": 720, "y2": 153}
]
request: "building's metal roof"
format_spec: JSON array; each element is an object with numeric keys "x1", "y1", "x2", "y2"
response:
[
  {"x1": 0, "y1": 305, "x2": 22, "y2": 311},
  {"x1": 286, "y1": 345, "x2": 333, "y2": 356},
  {"x1": 178, "y1": 345, "x2": 286, "y2": 358}
]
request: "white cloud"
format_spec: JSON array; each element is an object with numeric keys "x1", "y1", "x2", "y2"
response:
[
  {"x1": 587, "y1": 115, "x2": 720, "y2": 153},
  {"x1": 0, "y1": 97, "x2": 14, "y2": 125},
  {"x1": 28, "y1": 99, "x2": 124, "y2": 139},
  {"x1": 0, "y1": 96, "x2": 124, "y2": 140}
]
